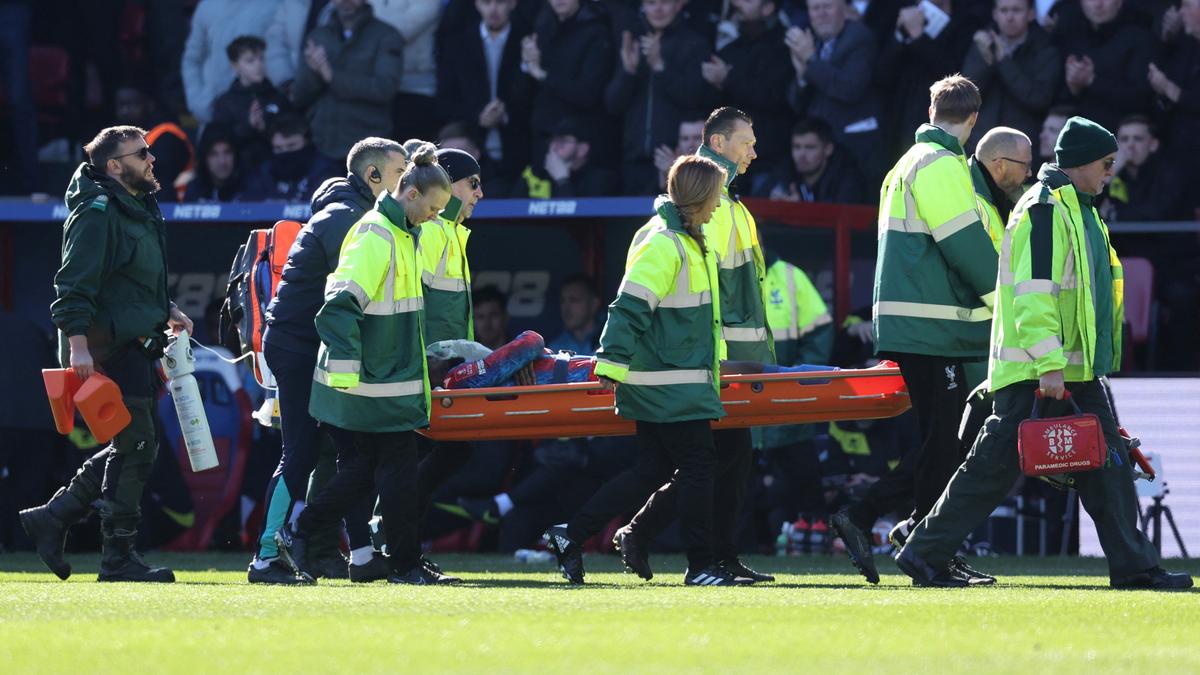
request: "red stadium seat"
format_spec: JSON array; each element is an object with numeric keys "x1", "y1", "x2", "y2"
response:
[
  {"x1": 1120, "y1": 256, "x2": 1157, "y2": 369},
  {"x1": 30, "y1": 46, "x2": 70, "y2": 108}
]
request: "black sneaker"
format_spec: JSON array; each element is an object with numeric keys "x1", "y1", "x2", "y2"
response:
[
  {"x1": 830, "y1": 511, "x2": 880, "y2": 584},
  {"x1": 349, "y1": 553, "x2": 390, "y2": 583},
  {"x1": 388, "y1": 563, "x2": 461, "y2": 585},
  {"x1": 951, "y1": 555, "x2": 996, "y2": 585},
  {"x1": 457, "y1": 496, "x2": 501, "y2": 525},
  {"x1": 894, "y1": 546, "x2": 969, "y2": 588},
  {"x1": 274, "y1": 526, "x2": 314, "y2": 580},
  {"x1": 888, "y1": 518, "x2": 914, "y2": 549},
  {"x1": 309, "y1": 554, "x2": 350, "y2": 580},
  {"x1": 684, "y1": 566, "x2": 754, "y2": 586},
  {"x1": 1111, "y1": 567, "x2": 1194, "y2": 590},
  {"x1": 545, "y1": 525, "x2": 585, "y2": 584},
  {"x1": 423, "y1": 556, "x2": 462, "y2": 583},
  {"x1": 247, "y1": 559, "x2": 314, "y2": 585},
  {"x1": 719, "y1": 558, "x2": 774, "y2": 583},
  {"x1": 612, "y1": 525, "x2": 652, "y2": 581}
]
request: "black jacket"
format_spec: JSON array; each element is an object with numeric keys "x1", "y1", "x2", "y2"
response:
[
  {"x1": 961, "y1": 24, "x2": 1060, "y2": 153},
  {"x1": 436, "y1": 19, "x2": 532, "y2": 179},
  {"x1": 264, "y1": 174, "x2": 376, "y2": 355},
  {"x1": 1107, "y1": 153, "x2": 1188, "y2": 222},
  {"x1": 751, "y1": 147, "x2": 869, "y2": 205},
  {"x1": 711, "y1": 18, "x2": 794, "y2": 165},
  {"x1": 1156, "y1": 33, "x2": 1200, "y2": 161},
  {"x1": 210, "y1": 79, "x2": 292, "y2": 170},
  {"x1": 242, "y1": 146, "x2": 339, "y2": 202},
  {"x1": 517, "y1": 2, "x2": 614, "y2": 140},
  {"x1": 604, "y1": 17, "x2": 713, "y2": 165},
  {"x1": 1052, "y1": 7, "x2": 1155, "y2": 132}
]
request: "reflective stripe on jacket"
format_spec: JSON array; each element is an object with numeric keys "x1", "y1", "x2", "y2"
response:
[
  {"x1": 309, "y1": 192, "x2": 430, "y2": 432},
  {"x1": 594, "y1": 197, "x2": 724, "y2": 423},
  {"x1": 419, "y1": 214, "x2": 473, "y2": 343},
  {"x1": 989, "y1": 164, "x2": 1124, "y2": 391},
  {"x1": 872, "y1": 124, "x2": 999, "y2": 358}
]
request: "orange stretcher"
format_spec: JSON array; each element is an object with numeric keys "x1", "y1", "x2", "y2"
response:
[{"x1": 420, "y1": 361, "x2": 909, "y2": 442}]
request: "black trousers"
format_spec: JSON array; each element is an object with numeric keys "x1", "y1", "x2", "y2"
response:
[
  {"x1": 625, "y1": 427, "x2": 753, "y2": 562},
  {"x1": 566, "y1": 419, "x2": 717, "y2": 570},
  {"x1": 299, "y1": 427, "x2": 420, "y2": 573},
  {"x1": 845, "y1": 353, "x2": 971, "y2": 530}
]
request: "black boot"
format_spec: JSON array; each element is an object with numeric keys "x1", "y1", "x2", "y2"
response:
[
  {"x1": 19, "y1": 487, "x2": 91, "y2": 580},
  {"x1": 98, "y1": 534, "x2": 175, "y2": 583}
]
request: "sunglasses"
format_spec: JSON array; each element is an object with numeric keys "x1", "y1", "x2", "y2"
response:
[
  {"x1": 112, "y1": 146, "x2": 152, "y2": 162},
  {"x1": 1102, "y1": 158, "x2": 1116, "y2": 170},
  {"x1": 468, "y1": 177, "x2": 481, "y2": 190}
]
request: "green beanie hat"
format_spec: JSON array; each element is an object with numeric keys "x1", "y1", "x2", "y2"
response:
[{"x1": 1054, "y1": 116, "x2": 1118, "y2": 168}]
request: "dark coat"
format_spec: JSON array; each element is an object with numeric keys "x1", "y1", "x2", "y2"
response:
[
  {"x1": 436, "y1": 19, "x2": 532, "y2": 179},
  {"x1": 751, "y1": 146, "x2": 869, "y2": 205},
  {"x1": 1155, "y1": 33, "x2": 1200, "y2": 162},
  {"x1": 210, "y1": 78, "x2": 292, "y2": 169},
  {"x1": 961, "y1": 24, "x2": 1060, "y2": 152},
  {"x1": 1052, "y1": 7, "x2": 1155, "y2": 132},
  {"x1": 264, "y1": 174, "x2": 376, "y2": 355},
  {"x1": 292, "y1": 5, "x2": 405, "y2": 159},
  {"x1": 241, "y1": 146, "x2": 339, "y2": 202},
  {"x1": 711, "y1": 18, "x2": 794, "y2": 165},
  {"x1": 516, "y1": 2, "x2": 615, "y2": 141}
]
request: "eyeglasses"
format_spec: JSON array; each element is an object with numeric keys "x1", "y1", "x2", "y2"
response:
[
  {"x1": 468, "y1": 177, "x2": 481, "y2": 190},
  {"x1": 1102, "y1": 158, "x2": 1116, "y2": 170},
  {"x1": 111, "y1": 146, "x2": 152, "y2": 162},
  {"x1": 998, "y1": 156, "x2": 1031, "y2": 168}
]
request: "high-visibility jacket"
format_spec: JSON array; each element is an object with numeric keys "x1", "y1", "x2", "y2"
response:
[
  {"x1": 419, "y1": 202, "x2": 473, "y2": 344},
  {"x1": 696, "y1": 145, "x2": 775, "y2": 364},
  {"x1": 309, "y1": 192, "x2": 429, "y2": 433},
  {"x1": 989, "y1": 164, "x2": 1124, "y2": 391},
  {"x1": 968, "y1": 156, "x2": 1005, "y2": 252},
  {"x1": 873, "y1": 124, "x2": 999, "y2": 358},
  {"x1": 595, "y1": 197, "x2": 724, "y2": 423},
  {"x1": 756, "y1": 257, "x2": 834, "y2": 449}
]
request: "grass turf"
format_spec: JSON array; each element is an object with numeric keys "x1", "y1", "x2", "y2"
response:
[{"x1": 1, "y1": 553, "x2": 1197, "y2": 673}]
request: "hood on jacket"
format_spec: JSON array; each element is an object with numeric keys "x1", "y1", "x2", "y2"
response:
[
  {"x1": 310, "y1": 173, "x2": 376, "y2": 214},
  {"x1": 65, "y1": 162, "x2": 156, "y2": 218}
]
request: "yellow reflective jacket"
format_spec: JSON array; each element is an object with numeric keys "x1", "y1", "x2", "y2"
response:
[
  {"x1": 419, "y1": 201, "x2": 472, "y2": 343},
  {"x1": 309, "y1": 192, "x2": 430, "y2": 432}
]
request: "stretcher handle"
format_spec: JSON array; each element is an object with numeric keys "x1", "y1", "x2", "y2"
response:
[{"x1": 1031, "y1": 389, "x2": 1082, "y2": 418}]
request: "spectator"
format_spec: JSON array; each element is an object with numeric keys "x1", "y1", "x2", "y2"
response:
[
  {"x1": 371, "y1": 0, "x2": 446, "y2": 141},
  {"x1": 702, "y1": 0, "x2": 793, "y2": 176},
  {"x1": 1053, "y1": 0, "x2": 1154, "y2": 132},
  {"x1": 242, "y1": 114, "x2": 338, "y2": 201},
  {"x1": 605, "y1": 0, "x2": 714, "y2": 195},
  {"x1": 1103, "y1": 116, "x2": 1186, "y2": 221},
  {"x1": 547, "y1": 274, "x2": 603, "y2": 354},
  {"x1": 472, "y1": 285, "x2": 511, "y2": 349},
  {"x1": 438, "y1": 121, "x2": 511, "y2": 195},
  {"x1": 265, "y1": 0, "x2": 336, "y2": 90},
  {"x1": 753, "y1": 117, "x2": 868, "y2": 204},
  {"x1": 512, "y1": 118, "x2": 618, "y2": 197},
  {"x1": 961, "y1": 0, "x2": 1060, "y2": 152},
  {"x1": 1037, "y1": 104, "x2": 1073, "y2": 161},
  {"x1": 211, "y1": 36, "x2": 292, "y2": 172},
  {"x1": 292, "y1": 0, "x2": 404, "y2": 161},
  {"x1": 182, "y1": 0, "x2": 282, "y2": 123},
  {"x1": 877, "y1": 0, "x2": 978, "y2": 160},
  {"x1": 785, "y1": 0, "x2": 885, "y2": 181},
  {"x1": 1149, "y1": 0, "x2": 1200, "y2": 208},
  {"x1": 516, "y1": 0, "x2": 615, "y2": 152},
  {"x1": 0, "y1": 0, "x2": 38, "y2": 194},
  {"x1": 112, "y1": 84, "x2": 194, "y2": 201},
  {"x1": 652, "y1": 117, "x2": 705, "y2": 191},
  {"x1": 184, "y1": 125, "x2": 246, "y2": 202},
  {"x1": 436, "y1": 0, "x2": 532, "y2": 186}
]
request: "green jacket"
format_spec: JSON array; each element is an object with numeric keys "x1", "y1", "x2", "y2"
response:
[
  {"x1": 990, "y1": 164, "x2": 1123, "y2": 391},
  {"x1": 873, "y1": 125, "x2": 999, "y2": 358},
  {"x1": 756, "y1": 256, "x2": 834, "y2": 449},
  {"x1": 697, "y1": 145, "x2": 775, "y2": 364},
  {"x1": 968, "y1": 156, "x2": 1005, "y2": 252},
  {"x1": 594, "y1": 198, "x2": 724, "y2": 423},
  {"x1": 309, "y1": 193, "x2": 430, "y2": 433},
  {"x1": 51, "y1": 163, "x2": 171, "y2": 364},
  {"x1": 419, "y1": 199, "x2": 473, "y2": 344}
]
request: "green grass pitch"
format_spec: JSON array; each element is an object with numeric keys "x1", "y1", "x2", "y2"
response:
[{"x1": 1, "y1": 553, "x2": 1197, "y2": 673}]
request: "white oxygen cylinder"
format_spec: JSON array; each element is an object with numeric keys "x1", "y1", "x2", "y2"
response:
[{"x1": 161, "y1": 330, "x2": 220, "y2": 472}]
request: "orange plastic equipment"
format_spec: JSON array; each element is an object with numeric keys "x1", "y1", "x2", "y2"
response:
[
  {"x1": 421, "y1": 361, "x2": 910, "y2": 442},
  {"x1": 43, "y1": 368, "x2": 83, "y2": 434},
  {"x1": 73, "y1": 374, "x2": 132, "y2": 444}
]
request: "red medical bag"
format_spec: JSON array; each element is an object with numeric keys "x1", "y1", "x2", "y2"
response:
[{"x1": 1018, "y1": 391, "x2": 1106, "y2": 477}]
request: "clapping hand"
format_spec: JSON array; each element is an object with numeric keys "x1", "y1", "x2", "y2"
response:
[
  {"x1": 479, "y1": 99, "x2": 507, "y2": 128},
  {"x1": 641, "y1": 32, "x2": 664, "y2": 72},
  {"x1": 769, "y1": 182, "x2": 801, "y2": 202},
  {"x1": 897, "y1": 6, "x2": 925, "y2": 39},
  {"x1": 620, "y1": 30, "x2": 640, "y2": 74},
  {"x1": 1149, "y1": 63, "x2": 1181, "y2": 102},
  {"x1": 1065, "y1": 54, "x2": 1095, "y2": 95},
  {"x1": 653, "y1": 144, "x2": 677, "y2": 173},
  {"x1": 784, "y1": 26, "x2": 815, "y2": 77},
  {"x1": 248, "y1": 99, "x2": 265, "y2": 131},
  {"x1": 522, "y1": 34, "x2": 546, "y2": 80},
  {"x1": 701, "y1": 55, "x2": 731, "y2": 88},
  {"x1": 304, "y1": 39, "x2": 333, "y2": 82}
]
